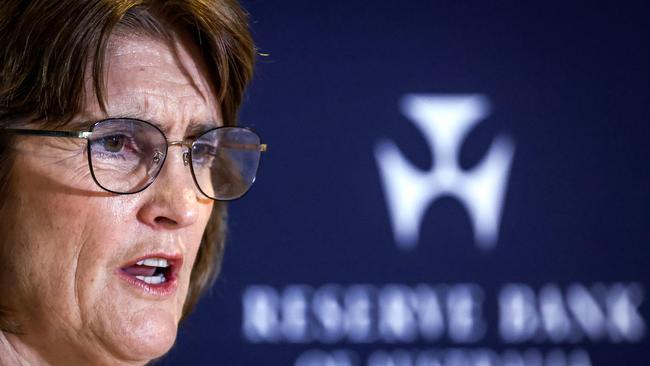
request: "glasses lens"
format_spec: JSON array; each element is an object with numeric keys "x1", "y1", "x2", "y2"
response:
[
  {"x1": 88, "y1": 119, "x2": 166, "y2": 194},
  {"x1": 191, "y1": 127, "x2": 261, "y2": 200}
]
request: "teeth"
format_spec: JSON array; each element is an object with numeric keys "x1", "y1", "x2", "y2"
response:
[
  {"x1": 136, "y1": 258, "x2": 169, "y2": 268},
  {"x1": 135, "y1": 273, "x2": 166, "y2": 285}
]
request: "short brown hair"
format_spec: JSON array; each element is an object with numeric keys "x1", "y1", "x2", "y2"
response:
[{"x1": 0, "y1": 0, "x2": 255, "y2": 328}]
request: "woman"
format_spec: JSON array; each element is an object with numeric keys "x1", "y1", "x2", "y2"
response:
[{"x1": 0, "y1": 0, "x2": 263, "y2": 364}]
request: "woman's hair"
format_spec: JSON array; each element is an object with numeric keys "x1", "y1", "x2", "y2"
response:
[{"x1": 0, "y1": 0, "x2": 255, "y2": 329}]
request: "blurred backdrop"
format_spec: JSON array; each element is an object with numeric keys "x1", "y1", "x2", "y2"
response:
[{"x1": 162, "y1": 1, "x2": 649, "y2": 365}]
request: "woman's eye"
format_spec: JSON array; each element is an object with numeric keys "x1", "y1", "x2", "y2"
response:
[
  {"x1": 192, "y1": 143, "x2": 218, "y2": 167},
  {"x1": 193, "y1": 143, "x2": 215, "y2": 157},
  {"x1": 101, "y1": 135, "x2": 126, "y2": 153}
]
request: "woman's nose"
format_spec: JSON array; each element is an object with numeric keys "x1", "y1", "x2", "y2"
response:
[{"x1": 136, "y1": 147, "x2": 201, "y2": 229}]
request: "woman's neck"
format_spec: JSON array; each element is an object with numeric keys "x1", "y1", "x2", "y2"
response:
[{"x1": 0, "y1": 331, "x2": 36, "y2": 366}]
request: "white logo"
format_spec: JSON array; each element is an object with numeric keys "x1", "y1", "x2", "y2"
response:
[{"x1": 374, "y1": 94, "x2": 515, "y2": 251}]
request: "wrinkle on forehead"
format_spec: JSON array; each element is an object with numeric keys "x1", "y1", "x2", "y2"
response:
[{"x1": 78, "y1": 32, "x2": 221, "y2": 134}]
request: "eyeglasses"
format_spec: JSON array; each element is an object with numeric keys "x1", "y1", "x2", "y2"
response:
[{"x1": 1, "y1": 118, "x2": 267, "y2": 201}]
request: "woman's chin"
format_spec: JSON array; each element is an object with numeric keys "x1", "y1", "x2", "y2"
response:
[{"x1": 103, "y1": 307, "x2": 179, "y2": 363}]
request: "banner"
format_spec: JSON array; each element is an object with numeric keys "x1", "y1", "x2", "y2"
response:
[{"x1": 163, "y1": 1, "x2": 649, "y2": 365}]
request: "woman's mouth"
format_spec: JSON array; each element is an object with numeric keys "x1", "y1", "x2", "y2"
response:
[
  {"x1": 118, "y1": 254, "x2": 182, "y2": 297},
  {"x1": 123, "y1": 258, "x2": 170, "y2": 284}
]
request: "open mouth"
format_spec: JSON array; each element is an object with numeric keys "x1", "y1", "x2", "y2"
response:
[
  {"x1": 122, "y1": 258, "x2": 173, "y2": 284},
  {"x1": 119, "y1": 254, "x2": 182, "y2": 295}
]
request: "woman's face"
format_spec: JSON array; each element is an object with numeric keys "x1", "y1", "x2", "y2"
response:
[{"x1": 0, "y1": 34, "x2": 217, "y2": 364}]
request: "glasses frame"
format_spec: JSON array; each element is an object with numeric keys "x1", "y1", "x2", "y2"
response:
[{"x1": 1, "y1": 118, "x2": 267, "y2": 201}]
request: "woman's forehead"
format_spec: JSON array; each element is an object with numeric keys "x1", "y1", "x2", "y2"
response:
[{"x1": 80, "y1": 34, "x2": 221, "y2": 133}]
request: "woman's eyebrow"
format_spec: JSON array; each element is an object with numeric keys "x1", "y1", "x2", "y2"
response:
[
  {"x1": 64, "y1": 119, "x2": 97, "y2": 131},
  {"x1": 186, "y1": 121, "x2": 219, "y2": 137},
  {"x1": 68, "y1": 113, "x2": 218, "y2": 137}
]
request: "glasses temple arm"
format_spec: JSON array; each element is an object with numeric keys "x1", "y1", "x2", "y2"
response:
[
  {"x1": 0, "y1": 129, "x2": 92, "y2": 139},
  {"x1": 214, "y1": 141, "x2": 267, "y2": 152},
  {"x1": 3, "y1": 129, "x2": 268, "y2": 151}
]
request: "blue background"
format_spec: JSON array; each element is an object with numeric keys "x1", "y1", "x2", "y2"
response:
[{"x1": 162, "y1": 1, "x2": 649, "y2": 365}]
